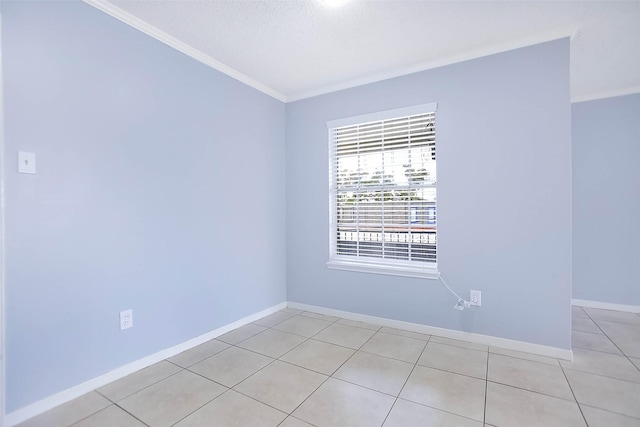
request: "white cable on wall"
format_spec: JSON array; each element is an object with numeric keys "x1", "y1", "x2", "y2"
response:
[{"x1": 439, "y1": 276, "x2": 471, "y2": 310}]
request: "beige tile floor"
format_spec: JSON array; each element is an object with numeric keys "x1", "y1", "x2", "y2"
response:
[{"x1": 17, "y1": 306, "x2": 640, "y2": 427}]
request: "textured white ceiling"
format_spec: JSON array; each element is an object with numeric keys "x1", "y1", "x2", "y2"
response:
[{"x1": 95, "y1": 0, "x2": 640, "y2": 102}]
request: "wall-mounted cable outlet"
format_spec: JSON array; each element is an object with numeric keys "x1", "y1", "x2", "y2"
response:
[
  {"x1": 455, "y1": 298, "x2": 471, "y2": 311},
  {"x1": 120, "y1": 309, "x2": 133, "y2": 330},
  {"x1": 470, "y1": 290, "x2": 481, "y2": 307}
]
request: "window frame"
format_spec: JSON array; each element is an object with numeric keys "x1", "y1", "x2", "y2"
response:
[{"x1": 326, "y1": 103, "x2": 440, "y2": 280}]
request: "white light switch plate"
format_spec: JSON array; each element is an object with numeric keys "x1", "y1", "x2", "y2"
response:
[{"x1": 18, "y1": 151, "x2": 36, "y2": 174}]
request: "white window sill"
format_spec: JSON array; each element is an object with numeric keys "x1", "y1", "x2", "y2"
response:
[{"x1": 326, "y1": 259, "x2": 440, "y2": 279}]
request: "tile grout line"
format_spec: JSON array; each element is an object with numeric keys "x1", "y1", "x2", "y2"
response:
[
  {"x1": 111, "y1": 402, "x2": 151, "y2": 427},
  {"x1": 580, "y1": 307, "x2": 640, "y2": 376},
  {"x1": 558, "y1": 357, "x2": 589, "y2": 426},
  {"x1": 63, "y1": 398, "x2": 151, "y2": 427},
  {"x1": 280, "y1": 317, "x2": 390, "y2": 426},
  {"x1": 379, "y1": 336, "x2": 494, "y2": 424},
  {"x1": 380, "y1": 334, "x2": 431, "y2": 426},
  {"x1": 483, "y1": 345, "x2": 489, "y2": 425},
  {"x1": 170, "y1": 317, "x2": 315, "y2": 427},
  {"x1": 578, "y1": 403, "x2": 640, "y2": 421},
  {"x1": 94, "y1": 387, "x2": 147, "y2": 427},
  {"x1": 163, "y1": 360, "x2": 260, "y2": 427},
  {"x1": 223, "y1": 312, "x2": 343, "y2": 425},
  {"x1": 100, "y1": 364, "x2": 185, "y2": 404},
  {"x1": 172, "y1": 324, "x2": 299, "y2": 426},
  {"x1": 273, "y1": 332, "x2": 363, "y2": 424},
  {"x1": 484, "y1": 379, "x2": 579, "y2": 403},
  {"x1": 36, "y1": 306, "x2": 639, "y2": 426}
]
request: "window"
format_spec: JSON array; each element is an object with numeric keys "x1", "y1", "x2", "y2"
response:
[{"x1": 327, "y1": 103, "x2": 439, "y2": 279}]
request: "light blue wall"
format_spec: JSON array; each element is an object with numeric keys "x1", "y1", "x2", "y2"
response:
[
  {"x1": 572, "y1": 94, "x2": 640, "y2": 305},
  {"x1": 286, "y1": 40, "x2": 572, "y2": 349},
  {"x1": 2, "y1": 1, "x2": 286, "y2": 411}
]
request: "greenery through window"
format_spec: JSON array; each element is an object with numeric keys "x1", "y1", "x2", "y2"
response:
[{"x1": 329, "y1": 109, "x2": 437, "y2": 268}]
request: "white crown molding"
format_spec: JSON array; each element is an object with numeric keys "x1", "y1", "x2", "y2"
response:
[
  {"x1": 287, "y1": 302, "x2": 573, "y2": 361},
  {"x1": 82, "y1": 0, "x2": 287, "y2": 103},
  {"x1": 572, "y1": 299, "x2": 640, "y2": 314},
  {"x1": 4, "y1": 302, "x2": 286, "y2": 427},
  {"x1": 287, "y1": 28, "x2": 577, "y2": 102},
  {"x1": 65, "y1": 5, "x2": 640, "y2": 106},
  {"x1": 571, "y1": 86, "x2": 640, "y2": 104}
]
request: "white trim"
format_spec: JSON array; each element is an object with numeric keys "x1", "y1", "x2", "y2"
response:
[
  {"x1": 4, "y1": 302, "x2": 286, "y2": 427},
  {"x1": 326, "y1": 102, "x2": 438, "y2": 129},
  {"x1": 0, "y1": 10, "x2": 7, "y2": 426},
  {"x1": 571, "y1": 86, "x2": 640, "y2": 104},
  {"x1": 328, "y1": 107, "x2": 439, "y2": 277},
  {"x1": 572, "y1": 299, "x2": 640, "y2": 314},
  {"x1": 56, "y1": 5, "x2": 640, "y2": 106},
  {"x1": 327, "y1": 259, "x2": 440, "y2": 280},
  {"x1": 287, "y1": 29, "x2": 576, "y2": 102},
  {"x1": 82, "y1": 0, "x2": 287, "y2": 103},
  {"x1": 288, "y1": 301, "x2": 573, "y2": 361}
]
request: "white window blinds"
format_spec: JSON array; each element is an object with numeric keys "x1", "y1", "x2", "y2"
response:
[{"x1": 328, "y1": 105, "x2": 437, "y2": 273}]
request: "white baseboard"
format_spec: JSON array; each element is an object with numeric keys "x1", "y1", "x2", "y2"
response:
[
  {"x1": 288, "y1": 302, "x2": 573, "y2": 361},
  {"x1": 4, "y1": 302, "x2": 286, "y2": 427},
  {"x1": 572, "y1": 299, "x2": 640, "y2": 313}
]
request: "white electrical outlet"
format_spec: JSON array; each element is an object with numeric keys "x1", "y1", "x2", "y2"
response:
[
  {"x1": 120, "y1": 309, "x2": 133, "y2": 330},
  {"x1": 470, "y1": 290, "x2": 482, "y2": 307},
  {"x1": 18, "y1": 151, "x2": 37, "y2": 174}
]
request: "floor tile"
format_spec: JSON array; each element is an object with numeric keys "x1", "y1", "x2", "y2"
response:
[
  {"x1": 597, "y1": 320, "x2": 640, "y2": 358},
  {"x1": 584, "y1": 308, "x2": 640, "y2": 325},
  {"x1": 119, "y1": 370, "x2": 226, "y2": 427},
  {"x1": 98, "y1": 361, "x2": 182, "y2": 402},
  {"x1": 564, "y1": 369, "x2": 640, "y2": 418},
  {"x1": 333, "y1": 351, "x2": 413, "y2": 396},
  {"x1": 488, "y1": 353, "x2": 574, "y2": 400},
  {"x1": 572, "y1": 330, "x2": 621, "y2": 354},
  {"x1": 560, "y1": 347, "x2": 640, "y2": 382},
  {"x1": 428, "y1": 336, "x2": 488, "y2": 351},
  {"x1": 279, "y1": 416, "x2": 315, "y2": 427},
  {"x1": 418, "y1": 342, "x2": 487, "y2": 379},
  {"x1": 379, "y1": 326, "x2": 430, "y2": 341},
  {"x1": 168, "y1": 339, "x2": 230, "y2": 367},
  {"x1": 70, "y1": 405, "x2": 146, "y2": 427},
  {"x1": 280, "y1": 338, "x2": 355, "y2": 375},
  {"x1": 189, "y1": 346, "x2": 273, "y2": 387},
  {"x1": 272, "y1": 315, "x2": 332, "y2": 337},
  {"x1": 313, "y1": 323, "x2": 377, "y2": 349},
  {"x1": 361, "y1": 331, "x2": 426, "y2": 363},
  {"x1": 292, "y1": 378, "x2": 395, "y2": 427},
  {"x1": 217, "y1": 323, "x2": 267, "y2": 345},
  {"x1": 234, "y1": 360, "x2": 327, "y2": 413},
  {"x1": 572, "y1": 306, "x2": 588, "y2": 319},
  {"x1": 253, "y1": 311, "x2": 296, "y2": 328},
  {"x1": 238, "y1": 329, "x2": 307, "y2": 358},
  {"x1": 337, "y1": 318, "x2": 381, "y2": 331},
  {"x1": 580, "y1": 405, "x2": 640, "y2": 427},
  {"x1": 17, "y1": 392, "x2": 110, "y2": 427},
  {"x1": 572, "y1": 317, "x2": 602, "y2": 334},
  {"x1": 26, "y1": 304, "x2": 640, "y2": 427},
  {"x1": 383, "y1": 398, "x2": 482, "y2": 427},
  {"x1": 399, "y1": 365, "x2": 485, "y2": 422},
  {"x1": 173, "y1": 389, "x2": 286, "y2": 427},
  {"x1": 485, "y1": 382, "x2": 586, "y2": 427},
  {"x1": 488, "y1": 347, "x2": 560, "y2": 366}
]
